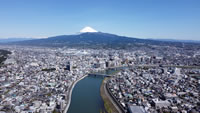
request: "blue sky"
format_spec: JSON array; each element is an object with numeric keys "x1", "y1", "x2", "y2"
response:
[{"x1": 0, "y1": 0, "x2": 200, "y2": 40}]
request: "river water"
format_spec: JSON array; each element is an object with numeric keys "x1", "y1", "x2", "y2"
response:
[
  {"x1": 67, "y1": 76, "x2": 105, "y2": 113},
  {"x1": 67, "y1": 67, "x2": 125, "y2": 113}
]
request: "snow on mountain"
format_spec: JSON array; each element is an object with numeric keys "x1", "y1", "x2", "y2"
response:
[{"x1": 80, "y1": 26, "x2": 98, "y2": 33}]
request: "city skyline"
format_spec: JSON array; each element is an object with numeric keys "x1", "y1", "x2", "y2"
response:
[{"x1": 0, "y1": 0, "x2": 200, "y2": 40}]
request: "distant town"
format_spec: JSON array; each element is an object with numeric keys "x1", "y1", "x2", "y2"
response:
[{"x1": 0, "y1": 43, "x2": 199, "y2": 113}]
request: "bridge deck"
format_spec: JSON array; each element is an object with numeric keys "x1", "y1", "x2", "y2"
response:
[{"x1": 88, "y1": 73, "x2": 112, "y2": 77}]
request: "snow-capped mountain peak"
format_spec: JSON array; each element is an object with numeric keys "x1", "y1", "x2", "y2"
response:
[{"x1": 80, "y1": 26, "x2": 98, "y2": 33}]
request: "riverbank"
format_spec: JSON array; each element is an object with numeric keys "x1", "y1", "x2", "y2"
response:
[
  {"x1": 63, "y1": 74, "x2": 88, "y2": 113},
  {"x1": 100, "y1": 77, "x2": 121, "y2": 113},
  {"x1": 64, "y1": 67, "x2": 124, "y2": 113}
]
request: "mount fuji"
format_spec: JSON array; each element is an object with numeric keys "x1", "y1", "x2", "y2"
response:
[
  {"x1": 7, "y1": 27, "x2": 199, "y2": 49},
  {"x1": 80, "y1": 26, "x2": 98, "y2": 33}
]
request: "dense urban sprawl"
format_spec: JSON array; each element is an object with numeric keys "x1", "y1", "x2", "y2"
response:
[{"x1": 0, "y1": 45, "x2": 200, "y2": 113}]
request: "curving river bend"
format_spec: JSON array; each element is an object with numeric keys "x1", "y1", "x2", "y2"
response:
[
  {"x1": 67, "y1": 76, "x2": 105, "y2": 113},
  {"x1": 67, "y1": 67, "x2": 124, "y2": 113}
]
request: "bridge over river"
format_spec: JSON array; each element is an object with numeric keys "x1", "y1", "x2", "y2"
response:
[{"x1": 88, "y1": 73, "x2": 112, "y2": 77}]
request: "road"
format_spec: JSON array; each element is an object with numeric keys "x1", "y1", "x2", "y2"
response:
[{"x1": 103, "y1": 78, "x2": 123, "y2": 113}]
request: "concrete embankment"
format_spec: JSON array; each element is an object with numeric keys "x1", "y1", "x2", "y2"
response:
[
  {"x1": 100, "y1": 77, "x2": 122, "y2": 113},
  {"x1": 63, "y1": 75, "x2": 88, "y2": 113}
]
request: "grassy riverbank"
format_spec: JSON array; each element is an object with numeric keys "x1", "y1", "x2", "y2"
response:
[{"x1": 100, "y1": 77, "x2": 119, "y2": 113}]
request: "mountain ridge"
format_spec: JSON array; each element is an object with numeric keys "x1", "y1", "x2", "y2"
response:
[
  {"x1": 0, "y1": 38, "x2": 34, "y2": 43},
  {"x1": 3, "y1": 32, "x2": 200, "y2": 49}
]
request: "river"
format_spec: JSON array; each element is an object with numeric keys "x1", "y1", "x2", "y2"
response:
[
  {"x1": 67, "y1": 76, "x2": 105, "y2": 113},
  {"x1": 67, "y1": 67, "x2": 125, "y2": 113}
]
